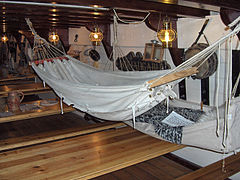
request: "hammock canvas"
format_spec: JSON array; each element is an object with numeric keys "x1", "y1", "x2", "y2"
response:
[
  {"x1": 26, "y1": 16, "x2": 240, "y2": 153},
  {"x1": 32, "y1": 55, "x2": 177, "y2": 120}
]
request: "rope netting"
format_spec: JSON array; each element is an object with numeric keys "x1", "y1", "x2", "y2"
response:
[{"x1": 26, "y1": 18, "x2": 66, "y2": 63}]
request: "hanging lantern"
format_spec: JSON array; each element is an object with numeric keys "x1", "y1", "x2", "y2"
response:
[
  {"x1": 1, "y1": 34, "x2": 8, "y2": 43},
  {"x1": 89, "y1": 27, "x2": 103, "y2": 46},
  {"x1": 157, "y1": 19, "x2": 177, "y2": 48},
  {"x1": 48, "y1": 31, "x2": 59, "y2": 43}
]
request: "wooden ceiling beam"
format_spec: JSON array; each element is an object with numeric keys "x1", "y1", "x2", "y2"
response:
[
  {"x1": 183, "y1": 0, "x2": 240, "y2": 11},
  {"x1": 0, "y1": 0, "x2": 210, "y2": 17},
  {"x1": 0, "y1": 11, "x2": 144, "y2": 22},
  {"x1": 0, "y1": 4, "x2": 108, "y2": 14},
  {"x1": 0, "y1": 0, "x2": 218, "y2": 36},
  {"x1": 2, "y1": 9, "x2": 108, "y2": 17},
  {"x1": 1, "y1": 19, "x2": 112, "y2": 27},
  {"x1": 0, "y1": 23, "x2": 84, "y2": 33},
  {"x1": 1, "y1": 6, "x2": 150, "y2": 19},
  {"x1": 49, "y1": 0, "x2": 210, "y2": 17}
]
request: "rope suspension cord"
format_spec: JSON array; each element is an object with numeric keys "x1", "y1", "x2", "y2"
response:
[
  {"x1": 32, "y1": 35, "x2": 65, "y2": 61},
  {"x1": 113, "y1": 15, "x2": 118, "y2": 71},
  {"x1": 220, "y1": 35, "x2": 232, "y2": 148},
  {"x1": 26, "y1": 18, "x2": 66, "y2": 62},
  {"x1": 113, "y1": 14, "x2": 135, "y2": 71},
  {"x1": 222, "y1": 21, "x2": 240, "y2": 148},
  {"x1": 0, "y1": 1, "x2": 109, "y2": 11},
  {"x1": 113, "y1": 9, "x2": 150, "y2": 24},
  {"x1": 215, "y1": 43, "x2": 221, "y2": 137},
  {"x1": 222, "y1": 35, "x2": 233, "y2": 148}
]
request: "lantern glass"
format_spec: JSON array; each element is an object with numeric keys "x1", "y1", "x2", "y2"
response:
[
  {"x1": 89, "y1": 28, "x2": 103, "y2": 46},
  {"x1": 154, "y1": 47, "x2": 163, "y2": 60},
  {"x1": 144, "y1": 44, "x2": 152, "y2": 59},
  {"x1": 1, "y1": 34, "x2": 8, "y2": 43},
  {"x1": 49, "y1": 32, "x2": 59, "y2": 43},
  {"x1": 157, "y1": 20, "x2": 177, "y2": 48}
]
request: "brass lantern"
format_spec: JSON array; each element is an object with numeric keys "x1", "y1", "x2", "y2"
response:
[
  {"x1": 48, "y1": 31, "x2": 59, "y2": 44},
  {"x1": 89, "y1": 27, "x2": 103, "y2": 46},
  {"x1": 1, "y1": 34, "x2": 8, "y2": 43},
  {"x1": 157, "y1": 19, "x2": 177, "y2": 48}
]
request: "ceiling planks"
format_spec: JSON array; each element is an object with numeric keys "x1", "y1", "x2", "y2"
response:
[
  {"x1": 183, "y1": 0, "x2": 240, "y2": 11},
  {"x1": 0, "y1": 0, "x2": 213, "y2": 34},
  {"x1": 0, "y1": 0, "x2": 238, "y2": 35}
]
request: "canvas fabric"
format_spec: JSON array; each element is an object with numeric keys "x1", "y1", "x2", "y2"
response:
[
  {"x1": 126, "y1": 98, "x2": 240, "y2": 153},
  {"x1": 32, "y1": 55, "x2": 177, "y2": 121}
]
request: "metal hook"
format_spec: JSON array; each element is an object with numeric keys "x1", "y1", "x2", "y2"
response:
[{"x1": 74, "y1": 34, "x2": 78, "y2": 42}]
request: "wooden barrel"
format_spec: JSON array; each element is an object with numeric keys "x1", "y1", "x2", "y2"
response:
[{"x1": 184, "y1": 43, "x2": 218, "y2": 79}]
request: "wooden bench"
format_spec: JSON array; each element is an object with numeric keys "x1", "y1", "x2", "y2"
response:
[
  {"x1": 0, "y1": 82, "x2": 51, "y2": 97},
  {"x1": 0, "y1": 74, "x2": 36, "y2": 86},
  {"x1": 0, "y1": 99, "x2": 75, "y2": 124},
  {"x1": 0, "y1": 74, "x2": 36, "y2": 83},
  {"x1": 0, "y1": 125, "x2": 184, "y2": 179}
]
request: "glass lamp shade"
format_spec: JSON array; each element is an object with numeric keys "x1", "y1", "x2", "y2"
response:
[
  {"x1": 157, "y1": 21, "x2": 177, "y2": 48},
  {"x1": 89, "y1": 28, "x2": 103, "y2": 46},
  {"x1": 48, "y1": 32, "x2": 59, "y2": 43},
  {"x1": 1, "y1": 35, "x2": 8, "y2": 43}
]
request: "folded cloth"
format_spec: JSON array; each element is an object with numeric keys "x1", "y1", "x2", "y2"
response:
[{"x1": 20, "y1": 104, "x2": 40, "y2": 112}]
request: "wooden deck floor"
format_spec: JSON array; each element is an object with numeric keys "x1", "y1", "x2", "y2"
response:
[
  {"x1": 0, "y1": 112, "x2": 237, "y2": 180},
  {"x1": 0, "y1": 112, "x2": 188, "y2": 180},
  {"x1": 93, "y1": 155, "x2": 194, "y2": 180},
  {"x1": 0, "y1": 112, "x2": 90, "y2": 140}
]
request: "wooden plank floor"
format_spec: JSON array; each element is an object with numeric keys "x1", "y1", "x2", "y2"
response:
[
  {"x1": 93, "y1": 155, "x2": 194, "y2": 180},
  {"x1": 0, "y1": 114, "x2": 183, "y2": 180},
  {"x1": 0, "y1": 112, "x2": 125, "y2": 151},
  {"x1": 0, "y1": 110, "x2": 237, "y2": 180},
  {"x1": 0, "y1": 112, "x2": 91, "y2": 140}
]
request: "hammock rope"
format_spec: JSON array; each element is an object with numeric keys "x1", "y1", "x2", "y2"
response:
[
  {"x1": 26, "y1": 18, "x2": 65, "y2": 62},
  {"x1": 112, "y1": 15, "x2": 136, "y2": 71},
  {"x1": 113, "y1": 9, "x2": 150, "y2": 24},
  {"x1": 215, "y1": 43, "x2": 221, "y2": 137}
]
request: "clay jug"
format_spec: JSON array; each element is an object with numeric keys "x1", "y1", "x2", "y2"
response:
[{"x1": 7, "y1": 91, "x2": 24, "y2": 112}]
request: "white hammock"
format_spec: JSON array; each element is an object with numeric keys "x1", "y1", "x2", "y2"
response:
[
  {"x1": 32, "y1": 56, "x2": 176, "y2": 121},
  {"x1": 27, "y1": 17, "x2": 240, "y2": 152}
]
